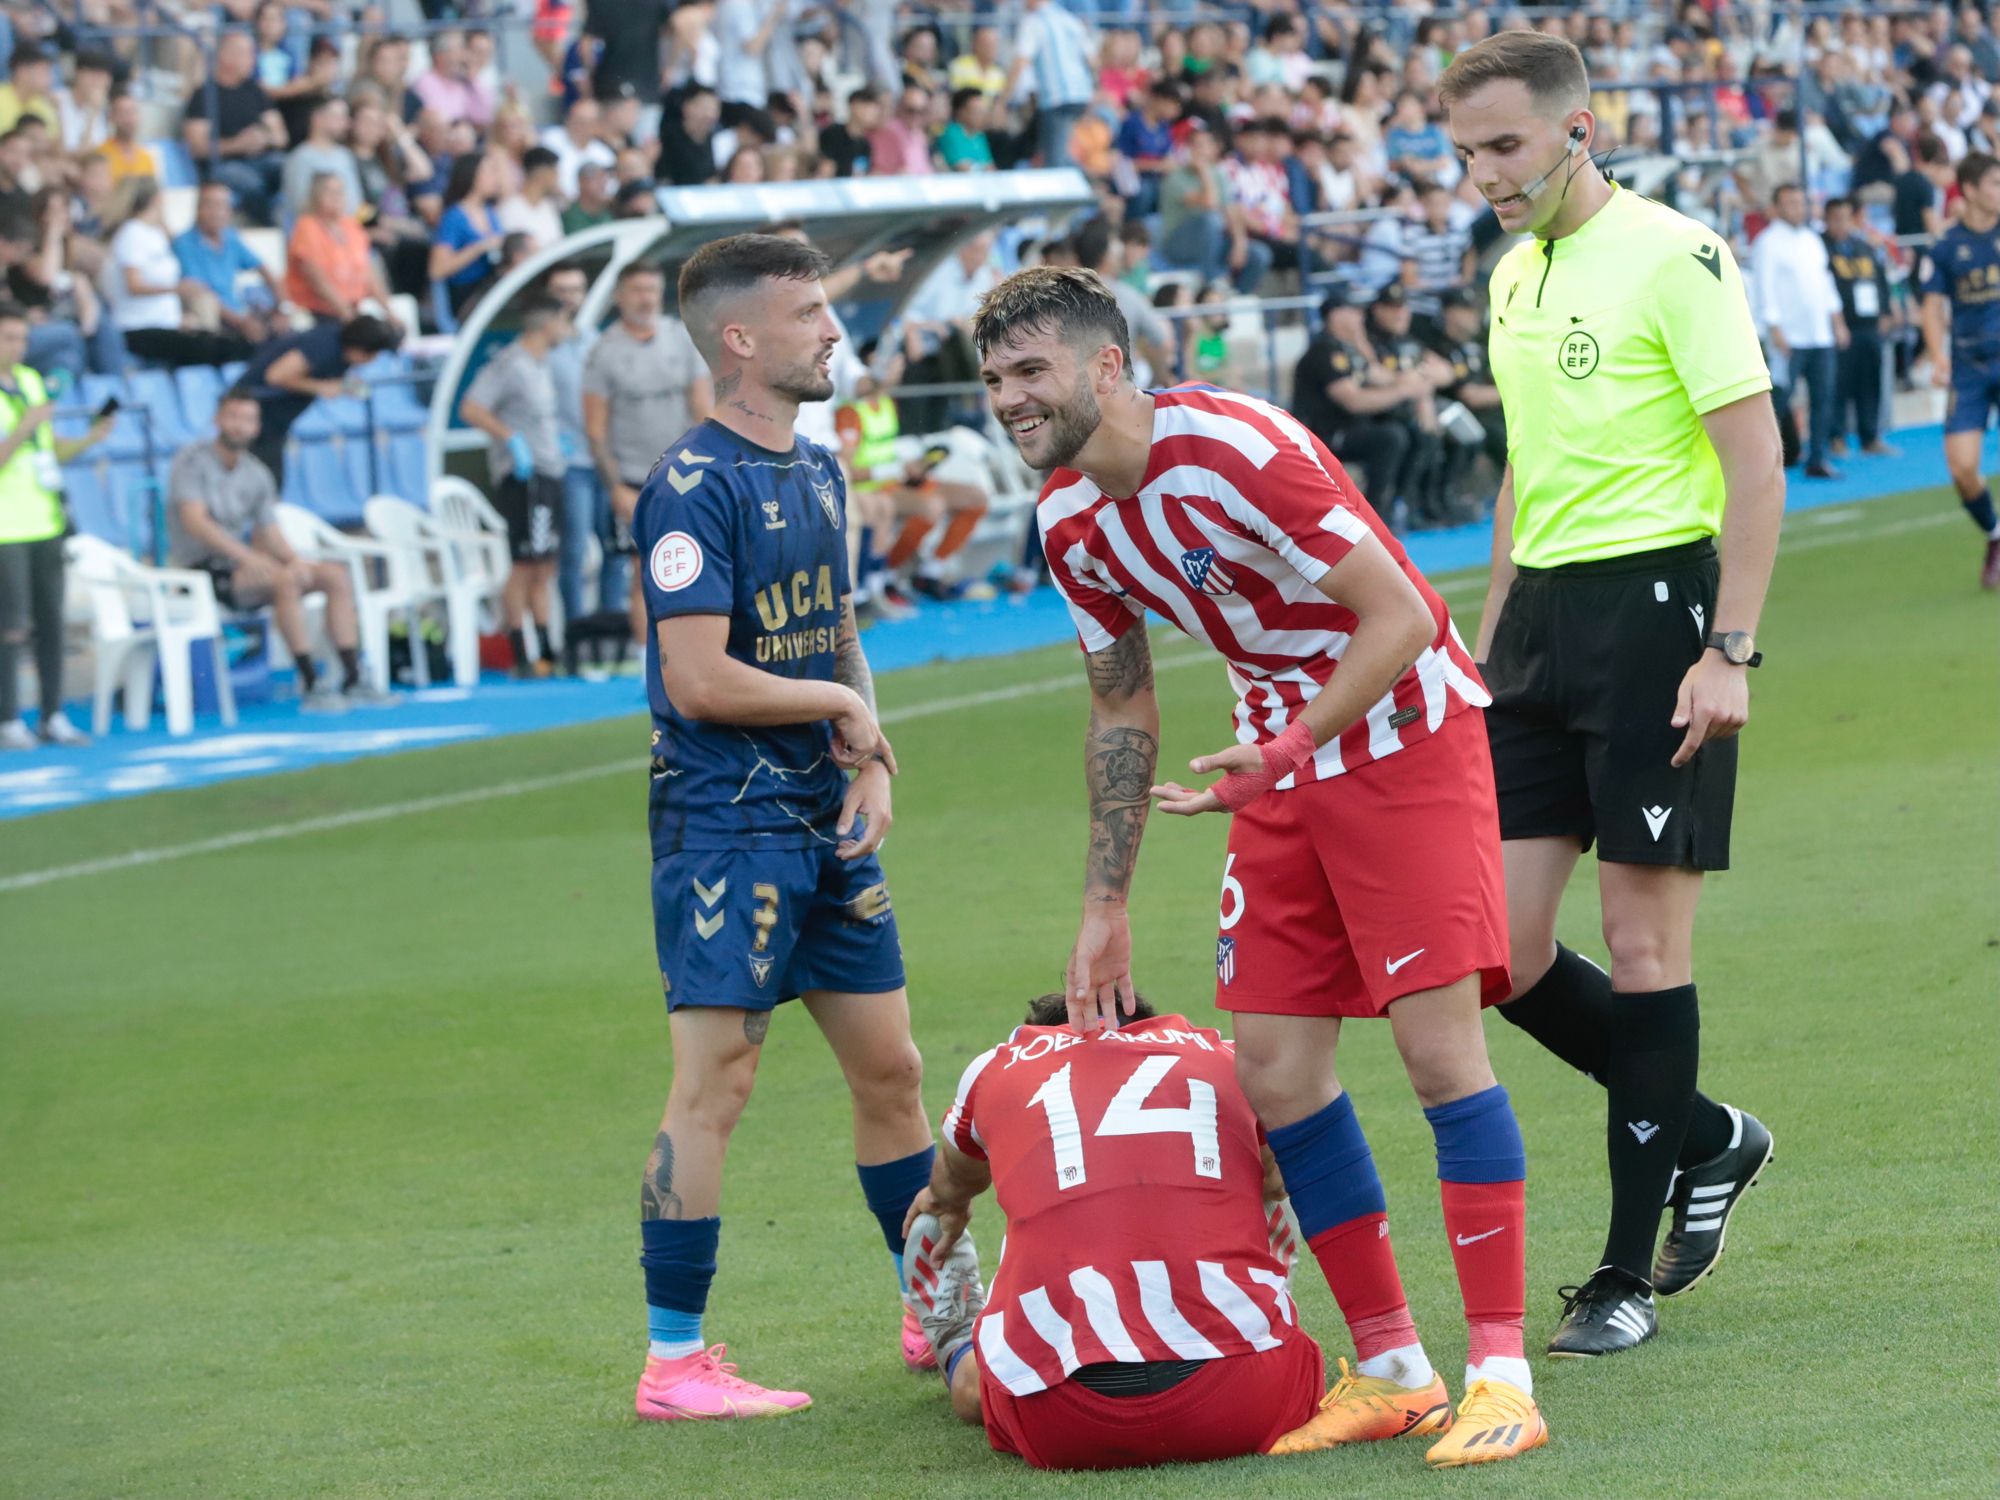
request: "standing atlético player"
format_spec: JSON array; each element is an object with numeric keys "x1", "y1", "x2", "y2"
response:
[
  {"x1": 976, "y1": 266, "x2": 1544, "y2": 1470},
  {"x1": 627, "y1": 235, "x2": 936, "y2": 1421}
]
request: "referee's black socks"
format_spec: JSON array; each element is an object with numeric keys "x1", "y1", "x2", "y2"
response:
[
  {"x1": 1500, "y1": 946, "x2": 1733, "y2": 1167},
  {"x1": 1600, "y1": 984, "x2": 1700, "y2": 1282}
]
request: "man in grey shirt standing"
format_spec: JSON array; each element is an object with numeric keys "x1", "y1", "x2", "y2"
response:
[
  {"x1": 545, "y1": 263, "x2": 620, "y2": 628},
  {"x1": 166, "y1": 388, "x2": 381, "y2": 708},
  {"x1": 460, "y1": 293, "x2": 574, "y2": 675},
  {"x1": 582, "y1": 260, "x2": 711, "y2": 643}
]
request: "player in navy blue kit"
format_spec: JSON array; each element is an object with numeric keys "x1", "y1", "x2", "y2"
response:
[
  {"x1": 628, "y1": 236, "x2": 937, "y2": 1421},
  {"x1": 1920, "y1": 151, "x2": 2000, "y2": 589}
]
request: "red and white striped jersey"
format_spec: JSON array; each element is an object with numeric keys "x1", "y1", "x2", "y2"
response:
[
  {"x1": 941, "y1": 1015, "x2": 1302, "y2": 1397},
  {"x1": 1038, "y1": 386, "x2": 1490, "y2": 785}
]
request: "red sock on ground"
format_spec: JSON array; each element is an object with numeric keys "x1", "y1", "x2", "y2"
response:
[
  {"x1": 1439, "y1": 1179, "x2": 1527, "y2": 1365},
  {"x1": 1306, "y1": 1211, "x2": 1419, "y2": 1362}
]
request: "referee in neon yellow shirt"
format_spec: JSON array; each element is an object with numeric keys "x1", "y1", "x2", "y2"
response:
[{"x1": 1440, "y1": 34, "x2": 1785, "y2": 1359}]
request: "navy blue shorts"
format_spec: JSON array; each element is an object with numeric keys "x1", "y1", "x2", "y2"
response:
[
  {"x1": 652, "y1": 843, "x2": 905, "y2": 1011},
  {"x1": 1945, "y1": 357, "x2": 2000, "y2": 435}
]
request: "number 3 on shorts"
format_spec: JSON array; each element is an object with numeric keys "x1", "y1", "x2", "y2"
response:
[{"x1": 1219, "y1": 853, "x2": 1246, "y2": 931}]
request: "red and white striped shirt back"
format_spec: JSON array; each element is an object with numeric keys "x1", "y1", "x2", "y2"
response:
[
  {"x1": 942, "y1": 1016, "x2": 1301, "y2": 1397},
  {"x1": 1037, "y1": 386, "x2": 1489, "y2": 785}
]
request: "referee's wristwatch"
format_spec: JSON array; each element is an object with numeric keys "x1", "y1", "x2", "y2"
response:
[{"x1": 1706, "y1": 631, "x2": 1762, "y2": 668}]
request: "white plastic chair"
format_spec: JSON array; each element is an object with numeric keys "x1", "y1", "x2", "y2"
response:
[
  {"x1": 362, "y1": 495, "x2": 482, "y2": 687},
  {"x1": 432, "y1": 473, "x2": 562, "y2": 661},
  {"x1": 66, "y1": 534, "x2": 237, "y2": 737},
  {"x1": 275, "y1": 503, "x2": 413, "y2": 694}
]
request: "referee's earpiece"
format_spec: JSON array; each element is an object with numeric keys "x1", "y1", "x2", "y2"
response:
[{"x1": 1519, "y1": 124, "x2": 1590, "y2": 202}]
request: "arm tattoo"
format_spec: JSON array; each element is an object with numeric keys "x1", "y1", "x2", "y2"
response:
[
  {"x1": 1085, "y1": 716, "x2": 1157, "y2": 901},
  {"x1": 832, "y1": 599, "x2": 876, "y2": 716},
  {"x1": 1083, "y1": 622, "x2": 1157, "y2": 900},
  {"x1": 640, "y1": 1130, "x2": 684, "y2": 1220},
  {"x1": 1085, "y1": 624, "x2": 1155, "y2": 701}
]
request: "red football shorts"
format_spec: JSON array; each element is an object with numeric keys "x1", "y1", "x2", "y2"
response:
[
  {"x1": 980, "y1": 1335, "x2": 1323, "y2": 1471},
  {"x1": 1214, "y1": 707, "x2": 1510, "y2": 1018}
]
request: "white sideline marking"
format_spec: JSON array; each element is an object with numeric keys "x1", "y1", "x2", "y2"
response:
[
  {"x1": 0, "y1": 651, "x2": 1210, "y2": 894},
  {"x1": 0, "y1": 504, "x2": 1958, "y2": 895}
]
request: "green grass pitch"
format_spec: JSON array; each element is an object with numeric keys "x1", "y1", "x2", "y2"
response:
[{"x1": 2, "y1": 485, "x2": 1994, "y2": 1499}]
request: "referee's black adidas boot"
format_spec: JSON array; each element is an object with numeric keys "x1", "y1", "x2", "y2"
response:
[
  {"x1": 1653, "y1": 1105, "x2": 1775, "y2": 1298},
  {"x1": 1546, "y1": 1267, "x2": 1657, "y2": 1358}
]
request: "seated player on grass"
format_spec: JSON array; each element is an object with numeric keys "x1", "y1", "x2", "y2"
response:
[{"x1": 900, "y1": 992, "x2": 1353, "y2": 1473}]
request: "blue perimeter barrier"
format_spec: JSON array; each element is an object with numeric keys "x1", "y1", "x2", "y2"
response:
[{"x1": 0, "y1": 423, "x2": 1981, "y2": 821}]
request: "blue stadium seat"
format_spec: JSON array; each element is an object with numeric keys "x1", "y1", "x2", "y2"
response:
[
  {"x1": 127, "y1": 368, "x2": 192, "y2": 451},
  {"x1": 151, "y1": 140, "x2": 198, "y2": 189},
  {"x1": 60, "y1": 458, "x2": 120, "y2": 544},
  {"x1": 219, "y1": 361, "x2": 247, "y2": 387},
  {"x1": 176, "y1": 365, "x2": 224, "y2": 433},
  {"x1": 79, "y1": 372, "x2": 126, "y2": 412},
  {"x1": 379, "y1": 428, "x2": 429, "y2": 503}
]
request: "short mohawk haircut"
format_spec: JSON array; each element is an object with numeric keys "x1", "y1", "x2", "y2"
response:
[{"x1": 973, "y1": 266, "x2": 1133, "y2": 377}]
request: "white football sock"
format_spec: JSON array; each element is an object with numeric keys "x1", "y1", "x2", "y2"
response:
[
  {"x1": 1358, "y1": 1341, "x2": 1433, "y2": 1388},
  {"x1": 1467, "y1": 1356, "x2": 1533, "y2": 1396}
]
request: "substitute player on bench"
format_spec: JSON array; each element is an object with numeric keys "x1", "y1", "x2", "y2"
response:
[
  {"x1": 900, "y1": 993, "x2": 1327, "y2": 1471},
  {"x1": 977, "y1": 266, "x2": 1543, "y2": 1469},
  {"x1": 1920, "y1": 150, "x2": 2000, "y2": 590},
  {"x1": 1443, "y1": 32, "x2": 1782, "y2": 1355},
  {"x1": 628, "y1": 236, "x2": 935, "y2": 1420}
]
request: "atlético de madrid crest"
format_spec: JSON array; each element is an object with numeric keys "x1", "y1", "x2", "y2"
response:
[{"x1": 1180, "y1": 547, "x2": 1236, "y2": 596}]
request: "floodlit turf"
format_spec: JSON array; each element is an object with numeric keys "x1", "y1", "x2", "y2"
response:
[{"x1": 2, "y1": 485, "x2": 1995, "y2": 1500}]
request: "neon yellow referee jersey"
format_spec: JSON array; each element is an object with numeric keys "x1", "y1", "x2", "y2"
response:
[{"x1": 1487, "y1": 183, "x2": 1772, "y2": 569}]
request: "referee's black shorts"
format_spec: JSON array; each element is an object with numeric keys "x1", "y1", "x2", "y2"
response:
[{"x1": 1482, "y1": 538, "x2": 1735, "y2": 870}]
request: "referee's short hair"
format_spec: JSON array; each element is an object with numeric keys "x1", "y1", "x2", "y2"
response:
[
  {"x1": 1957, "y1": 151, "x2": 2000, "y2": 192},
  {"x1": 973, "y1": 266, "x2": 1134, "y2": 380},
  {"x1": 1437, "y1": 31, "x2": 1589, "y2": 117}
]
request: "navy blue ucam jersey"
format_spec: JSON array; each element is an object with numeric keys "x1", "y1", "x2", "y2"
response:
[
  {"x1": 636, "y1": 418, "x2": 852, "y2": 856},
  {"x1": 1922, "y1": 219, "x2": 2000, "y2": 353}
]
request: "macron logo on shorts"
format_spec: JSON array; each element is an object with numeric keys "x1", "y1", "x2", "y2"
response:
[{"x1": 1642, "y1": 805, "x2": 1672, "y2": 842}]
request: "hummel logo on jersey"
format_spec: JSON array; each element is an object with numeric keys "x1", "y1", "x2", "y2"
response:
[
  {"x1": 1455, "y1": 1227, "x2": 1505, "y2": 1246},
  {"x1": 1179, "y1": 546, "x2": 1237, "y2": 596},
  {"x1": 694, "y1": 877, "x2": 726, "y2": 907},
  {"x1": 666, "y1": 467, "x2": 701, "y2": 495},
  {"x1": 677, "y1": 448, "x2": 714, "y2": 465},
  {"x1": 1642, "y1": 805, "x2": 1672, "y2": 841},
  {"x1": 761, "y1": 498, "x2": 787, "y2": 530},
  {"x1": 1628, "y1": 1119, "x2": 1661, "y2": 1144},
  {"x1": 1693, "y1": 244, "x2": 1723, "y2": 280},
  {"x1": 1386, "y1": 948, "x2": 1426, "y2": 975}
]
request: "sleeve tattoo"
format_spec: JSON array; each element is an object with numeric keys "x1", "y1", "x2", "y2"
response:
[
  {"x1": 832, "y1": 598, "x2": 876, "y2": 716},
  {"x1": 1083, "y1": 625, "x2": 1158, "y2": 901}
]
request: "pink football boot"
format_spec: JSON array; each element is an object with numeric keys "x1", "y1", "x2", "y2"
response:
[{"x1": 634, "y1": 1345, "x2": 812, "y2": 1421}]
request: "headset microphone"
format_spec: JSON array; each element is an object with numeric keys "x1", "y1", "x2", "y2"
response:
[{"x1": 1517, "y1": 124, "x2": 1588, "y2": 203}]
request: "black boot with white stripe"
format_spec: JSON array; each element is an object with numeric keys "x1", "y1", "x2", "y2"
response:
[
  {"x1": 1547, "y1": 1267, "x2": 1657, "y2": 1357},
  {"x1": 1653, "y1": 1105, "x2": 1774, "y2": 1297}
]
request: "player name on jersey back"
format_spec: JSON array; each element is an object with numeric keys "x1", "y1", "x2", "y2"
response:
[{"x1": 944, "y1": 1015, "x2": 1302, "y2": 1397}]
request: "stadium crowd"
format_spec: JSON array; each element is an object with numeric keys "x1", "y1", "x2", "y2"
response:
[{"x1": 2, "y1": 1, "x2": 1998, "y2": 738}]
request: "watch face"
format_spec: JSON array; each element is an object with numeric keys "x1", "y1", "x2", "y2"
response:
[{"x1": 1724, "y1": 631, "x2": 1754, "y2": 664}]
